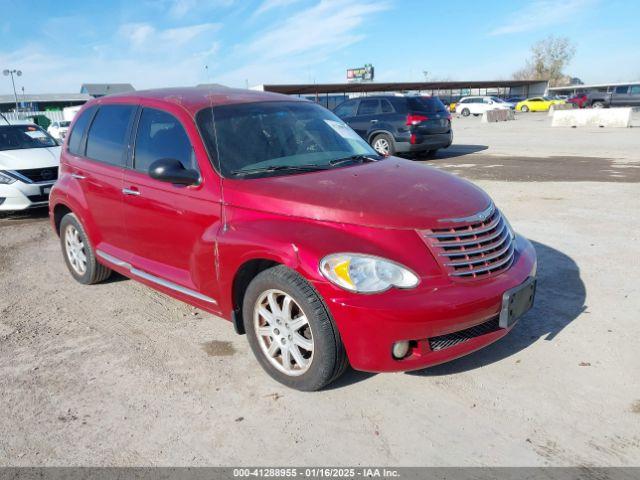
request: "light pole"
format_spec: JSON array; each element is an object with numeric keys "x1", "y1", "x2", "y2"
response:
[{"x1": 3, "y1": 69, "x2": 22, "y2": 112}]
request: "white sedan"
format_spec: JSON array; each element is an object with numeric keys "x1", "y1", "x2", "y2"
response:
[
  {"x1": 0, "y1": 123, "x2": 61, "y2": 211},
  {"x1": 48, "y1": 120, "x2": 71, "y2": 140},
  {"x1": 455, "y1": 96, "x2": 512, "y2": 117}
]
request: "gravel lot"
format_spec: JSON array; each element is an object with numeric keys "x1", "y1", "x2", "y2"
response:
[{"x1": 1, "y1": 113, "x2": 639, "y2": 466}]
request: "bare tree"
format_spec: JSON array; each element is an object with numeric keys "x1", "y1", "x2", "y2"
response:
[{"x1": 512, "y1": 36, "x2": 576, "y2": 87}]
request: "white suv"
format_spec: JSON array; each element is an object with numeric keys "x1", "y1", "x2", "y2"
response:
[
  {"x1": 455, "y1": 96, "x2": 511, "y2": 117},
  {"x1": 0, "y1": 122, "x2": 61, "y2": 211}
]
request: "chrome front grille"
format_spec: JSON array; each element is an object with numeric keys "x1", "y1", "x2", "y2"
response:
[{"x1": 422, "y1": 204, "x2": 515, "y2": 279}]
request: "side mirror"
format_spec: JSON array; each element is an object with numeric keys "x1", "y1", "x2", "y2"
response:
[{"x1": 149, "y1": 158, "x2": 200, "y2": 186}]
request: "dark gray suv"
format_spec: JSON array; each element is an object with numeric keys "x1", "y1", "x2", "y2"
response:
[{"x1": 333, "y1": 95, "x2": 453, "y2": 157}]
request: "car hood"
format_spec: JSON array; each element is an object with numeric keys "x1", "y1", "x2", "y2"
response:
[
  {"x1": 0, "y1": 146, "x2": 61, "y2": 170},
  {"x1": 223, "y1": 158, "x2": 492, "y2": 230}
]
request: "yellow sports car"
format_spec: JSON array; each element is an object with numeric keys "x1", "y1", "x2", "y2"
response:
[{"x1": 516, "y1": 97, "x2": 565, "y2": 112}]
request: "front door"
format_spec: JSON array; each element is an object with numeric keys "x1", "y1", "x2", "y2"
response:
[{"x1": 122, "y1": 106, "x2": 223, "y2": 306}]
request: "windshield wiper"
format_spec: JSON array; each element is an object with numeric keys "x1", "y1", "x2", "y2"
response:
[
  {"x1": 231, "y1": 164, "x2": 330, "y2": 177},
  {"x1": 329, "y1": 154, "x2": 381, "y2": 167}
]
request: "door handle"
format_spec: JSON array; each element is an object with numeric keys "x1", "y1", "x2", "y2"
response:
[
  {"x1": 370, "y1": 119, "x2": 378, "y2": 123},
  {"x1": 71, "y1": 173, "x2": 86, "y2": 179},
  {"x1": 122, "y1": 188, "x2": 140, "y2": 196}
]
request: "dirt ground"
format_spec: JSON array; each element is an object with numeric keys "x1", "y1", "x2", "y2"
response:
[{"x1": 1, "y1": 124, "x2": 640, "y2": 465}]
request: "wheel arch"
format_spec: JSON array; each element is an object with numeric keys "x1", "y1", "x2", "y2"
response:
[{"x1": 230, "y1": 258, "x2": 283, "y2": 335}]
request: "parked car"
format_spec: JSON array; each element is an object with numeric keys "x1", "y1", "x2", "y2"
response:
[
  {"x1": 0, "y1": 122, "x2": 60, "y2": 211},
  {"x1": 50, "y1": 87, "x2": 537, "y2": 391},
  {"x1": 515, "y1": 97, "x2": 564, "y2": 112},
  {"x1": 505, "y1": 97, "x2": 525, "y2": 104},
  {"x1": 48, "y1": 120, "x2": 71, "y2": 140},
  {"x1": 586, "y1": 85, "x2": 640, "y2": 108},
  {"x1": 567, "y1": 93, "x2": 588, "y2": 109},
  {"x1": 332, "y1": 95, "x2": 452, "y2": 157},
  {"x1": 454, "y1": 96, "x2": 511, "y2": 117}
]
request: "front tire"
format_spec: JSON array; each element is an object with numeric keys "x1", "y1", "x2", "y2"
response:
[
  {"x1": 461, "y1": 108, "x2": 470, "y2": 117},
  {"x1": 60, "y1": 213, "x2": 111, "y2": 284},
  {"x1": 592, "y1": 101, "x2": 605, "y2": 109},
  {"x1": 243, "y1": 265, "x2": 348, "y2": 391},
  {"x1": 520, "y1": 105, "x2": 529, "y2": 112}
]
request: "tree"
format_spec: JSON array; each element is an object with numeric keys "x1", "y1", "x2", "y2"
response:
[{"x1": 512, "y1": 36, "x2": 576, "y2": 87}]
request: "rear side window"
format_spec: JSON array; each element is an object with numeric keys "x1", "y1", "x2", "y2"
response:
[
  {"x1": 380, "y1": 99, "x2": 394, "y2": 113},
  {"x1": 134, "y1": 108, "x2": 196, "y2": 173},
  {"x1": 407, "y1": 97, "x2": 447, "y2": 112},
  {"x1": 630, "y1": 86, "x2": 640, "y2": 95},
  {"x1": 67, "y1": 106, "x2": 96, "y2": 155},
  {"x1": 85, "y1": 105, "x2": 136, "y2": 166},
  {"x1": 357, "y1": 99, "x2": 379, "y2": 115},
  {"x1": 333, "y1": 100, "x2": 357, "y2": 117}
]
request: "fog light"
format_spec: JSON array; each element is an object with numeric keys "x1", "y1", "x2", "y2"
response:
[{"x1": 392, "y1": 341, "x2": 410, "y2": 359}]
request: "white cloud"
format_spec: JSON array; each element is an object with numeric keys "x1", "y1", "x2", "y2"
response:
[
  {"x1": 254, "y1": 0, "x2": 303, "y2": 16},
  {"x1": 118, "y1": 22, "x2": 220, "y2": 51},
  {"x1": 489, "y1": 0, "x2": 597, "y2": 36},
  {"x1": 215, "y1": 0, "x2": 388, "y2": 86},
  {"x1": 167, "y1": 0, "x2": 235, "y2": 18}
]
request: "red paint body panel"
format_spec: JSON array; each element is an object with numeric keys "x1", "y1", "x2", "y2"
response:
[{"x1": 50, "y1": 87, "x2": 537, "y2": 374}]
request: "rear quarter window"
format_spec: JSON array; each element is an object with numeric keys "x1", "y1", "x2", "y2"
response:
[{"x1": 67, "y1": 106, "x2": 97, "y2": 155}]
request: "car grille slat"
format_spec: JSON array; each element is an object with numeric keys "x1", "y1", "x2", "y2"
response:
[
  {"x1": 428, "y1": 316, "x2": 501, "y2": 351},
  {"x1": 12, "y1": 167, "x2": 59, "y2": 183},
  {"x1": 421, "y1": 206, "x2": 515, "y2": 280}
]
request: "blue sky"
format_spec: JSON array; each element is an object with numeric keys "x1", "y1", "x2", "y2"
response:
[{"x1": 1, "y1": 0, "x2": 639, "y2": 94}]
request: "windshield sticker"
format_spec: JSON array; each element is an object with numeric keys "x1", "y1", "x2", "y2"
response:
[
  {"x1": 24, "y1": 130, "x2": 47, "y2": 139},
  {"x1": 324, "y1": 120, "x2": 362, "y2": 141}
]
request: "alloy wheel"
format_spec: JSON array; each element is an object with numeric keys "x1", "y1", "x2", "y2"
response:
[
  {"x1": 373, "y1": 138, "x2": 390, "y2": 155},
  {"x1": 64, "y1": 225, "x2": 87, "y2": 275},
  {"x1": 253, "y1": 289, "x2": 314, "y2": 376}
]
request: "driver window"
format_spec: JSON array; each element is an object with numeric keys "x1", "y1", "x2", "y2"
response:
[{"x1": 134, "y1": 108, "x2": 197, "y2": 173}]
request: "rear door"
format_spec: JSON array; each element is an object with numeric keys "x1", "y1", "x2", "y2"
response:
[
  {"x1": 612, "y1": 85, "x2": 631, "y2": 106},
  {"x1": 350, "y1": 99, "x2": 380, "y2": 138},
  {"x1": 67, "y1": 103, "x2": 136, "y2": 259},
  {"x1": 122, "y1": 105, "x2": 223, "y2": 305},
  {"x1": 629, "y1": 85, "x2": 640, "y2": 106}
]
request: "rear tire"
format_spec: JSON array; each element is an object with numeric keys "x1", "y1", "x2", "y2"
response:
[
  {"x1": 371, "y1": 133, "x2": 395, "y2": 156},
  {"x1": 60, "y1": 213, "x2": 111, "y2": 285},
  {"x1": 243, "y1": 265, "x2": 348, "y2": 391},
  {"x1": 461, "y1": 108, "x2": 470, "y2": 117}
]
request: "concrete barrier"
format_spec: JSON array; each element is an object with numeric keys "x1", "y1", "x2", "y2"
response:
[
  {"x1": 481, "y1": 109, "x2": 516, "y2": 123},
  {"x1": 548, "y1": 103, "x2": 575, "y2": 116},
  {"x1": 551, "y1": 108, "x2": 632, "y2": 128}
]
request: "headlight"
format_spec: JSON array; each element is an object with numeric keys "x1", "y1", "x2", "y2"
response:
[
  {"x1": 320, "y1": 253, "x2": 419, "y2": 293},
  {"x1": 0, "y1": 171, "x2": 16, "y2": 185}
]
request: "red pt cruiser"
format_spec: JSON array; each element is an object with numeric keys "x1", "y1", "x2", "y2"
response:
[{"x1": 50, "y1": 87, "x2": 536, "y2": 391}]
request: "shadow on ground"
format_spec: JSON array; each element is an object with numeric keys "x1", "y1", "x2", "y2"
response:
[
  {"x1": 330, "y1": 240, "x2": 586, "y2": 388},
  {"x1": 430, "y1": 144, "x2": 488, "y2": 159}
]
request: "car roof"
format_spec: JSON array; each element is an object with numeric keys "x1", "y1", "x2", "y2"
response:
[{"x1": 92, "y1": 86, "x2": 301, "y2": 115}]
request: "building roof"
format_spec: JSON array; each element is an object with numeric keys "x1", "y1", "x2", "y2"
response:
[
  {"x1": 548, "y1": 81, "x2": 640, "y2": 91},
  {"x1": 91, "y1": 86, "x2": 293, "y2": 114},
  {"x1": 0, "y1": 93, "x2": 91, "y2": 104},
  {"x1": 254, "y1": 80, "x2": 549, "y2": 95},
  {"x1": 80, "y1": 83, "x2": 135, "y2": 96}
]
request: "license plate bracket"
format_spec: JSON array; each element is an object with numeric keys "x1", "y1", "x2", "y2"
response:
[{"x1": 499, "y1": 277, "x2": 536, "y2": 328}]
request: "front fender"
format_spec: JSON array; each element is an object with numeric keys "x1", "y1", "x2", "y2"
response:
[{"x1": 216, "y1": 205, "x2": 442, "y2": 319}]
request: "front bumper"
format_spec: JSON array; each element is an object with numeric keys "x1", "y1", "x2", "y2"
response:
[
  {"x1": 312, "y1": 235, "x2": 536, "y2": 372},
  {"x1": 0, "y1": 181, "x2": 54, "y2": 211}
]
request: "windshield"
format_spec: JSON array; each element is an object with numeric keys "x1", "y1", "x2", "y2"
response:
[
  {"x1": 59, "y1": 121, "x2": 71, "y2": 127},
  {"x1": 197, "y1": 101, "x2": 379, "y2": 178},
  {"x1": 0, "y1": 125, "x2": 58, "y2": 151}
]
